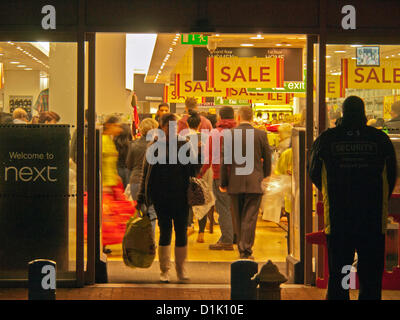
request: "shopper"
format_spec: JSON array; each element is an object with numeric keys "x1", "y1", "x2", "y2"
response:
[
  {"x1": 184, "y1": 109, "x2": 209, "y2": 243},
  {"x1": 38, "y1": 111, "x2": 60, "y2": 124},
  {"x1": 199, "y1": 106, "x2": 237, "y2": 251},
  {"x1": 309, "y1": 96, "x2": 397, "y2": 300},
  {"x1": 220, "y1": 106, "x2": 272, "y2": 259},
  {"x1": 137, "y1": 113, "x2": 201, "y2": 282},
  {"x1": 385, "y1": 101, "x2": 400, "y2": 133},
  {"x1": 177, "y1": 97, "x2": 213, "y2": 134},
  {"x1": 12, "y1": 108, "x2": 28, "y2": 124},
  {"x1": 126, "y1": 118, "x2": 159, "y2": 237},
  {"x1": 114, "y1": 123, "x2": 132, "y2": 189},
  {"x1": 101, "y1": 116, "x2": 123, "y2": 254},
  {"x1": 155, "y1": 103, "x2": 170, "y2": 125},
  {"x1": 276, "y1": 123, "x2": 293, "y2": 156}
]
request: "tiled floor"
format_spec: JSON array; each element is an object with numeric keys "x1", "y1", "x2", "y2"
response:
[
  {"x1": 107, "y1": 214, "x2": 288, "y2": 263},
  {"x1": 1, "y1": 285, "x2": 400, "y2": 300}
]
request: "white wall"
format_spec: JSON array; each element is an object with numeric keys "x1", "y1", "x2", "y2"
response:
[
  {"x1": 96, "y1": 33, "x2": 132, "y2": 118},
  {"x1": 49, "y1": 42, "x2": 78, "y2": 126},
  {"x1": 3, "y1": 70, "x2": 41, "y2": 112}
]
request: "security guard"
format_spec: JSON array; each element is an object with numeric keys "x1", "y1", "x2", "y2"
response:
[{"x1": 309, "y1": 96, "x2": 397, "y2": 300}]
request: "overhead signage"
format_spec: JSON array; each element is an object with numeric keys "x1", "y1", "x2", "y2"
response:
[
  {"x1": 181, "y1": 34, "x2": 208, "y2": 45},
  {"x1": 326, "y1": 75, "x2": 344, "y2": 98},
  {"x1": 226, "y1": 90, "x2": 294, "y2": 104},
  {"x1": 342, "y1": 58, "x2": 400, "y2": 89},
  {"x1": 207, "y1": 56, "x2": 284, "y2": 89},
  {"x1": 247, "y1": 81, "x2": 305, "y2": 93},
  {"x1": 193, "y1": 47, "x2": 303, "y2": 82}
]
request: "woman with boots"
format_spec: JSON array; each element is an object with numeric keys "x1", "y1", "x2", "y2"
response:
[{"x1": 137, "y1": 113, "x2": 201, "y2": 283}]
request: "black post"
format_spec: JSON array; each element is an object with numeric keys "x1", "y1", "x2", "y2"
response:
[
  {"x1": 230, "y1": 260, "x2": 258, "y2": 300},
  {"x1": 28, "y1": 260, "x2": 56, "y2": 300}
]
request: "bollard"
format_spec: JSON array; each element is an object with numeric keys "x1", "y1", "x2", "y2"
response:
[
  {"x1": 230, "y1": 260, "x2": 258, "y2": 300},
  {"x1": 28, "y1": 259, "x2": 56, "y2": 300},
  {"x1": 255, "y1": 260, "x2": 287, "y2": 300}
]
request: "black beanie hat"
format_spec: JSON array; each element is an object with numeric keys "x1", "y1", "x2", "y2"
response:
[
  {"x1": 219, "y1": 106, "x2": 235, "y2": 119},
  {"x1": 341, "y1": 96, "x2": 367, "y2": 127}
]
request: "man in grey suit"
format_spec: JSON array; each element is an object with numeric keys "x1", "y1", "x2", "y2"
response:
[{"x1": 220, "y1": 106, "x2": 271, "y2": 259}]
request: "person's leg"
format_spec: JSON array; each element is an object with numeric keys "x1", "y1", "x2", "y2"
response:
[
  {"x1": 153, "y1": 202, "x2": 173, "y2": 247},
  {"x1": 213, "y1": 179, "x2": 234, "y2": 244},
  {"x1": 326, "y1": 234, "x2": 356, "y2": 300},
  {"x1": 198, "y1": 215, "x2": 207, "y2": 233},
  {"x1": 153, "y1": 202, "x2": 173, "y2": 282},
  {"x1": 238, "y1": 194, "x2": 262, "y2": 257},
  {"x1": 230, "y1": 194, "x2": 243, "y2": 256},
  {"x1": 172, "y1": 201, "x2": 190, "y2": 280},
  {"x1": 356, "y1": 233, "x2": 385, "y2": 300}
]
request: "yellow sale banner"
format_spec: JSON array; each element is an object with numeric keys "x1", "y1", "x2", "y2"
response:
[
  {"x1": 177, "y1": 77, "x2": 229, "y2": 97},
  {"x1": 164, "y1": 85, "x2": 186, "y2": 103},
  {"x1": 342, "y1": 58, "x2": 400, "y2": 89},
  {"x1": 207, "y1": 56, "x2": 284, "y2": 89},
  {"x1": 326, "y1": 75, "x2": 344, "y2": 98},
  {"x1": 226, "y1": 88, "x2": 293, "y2": 104}
]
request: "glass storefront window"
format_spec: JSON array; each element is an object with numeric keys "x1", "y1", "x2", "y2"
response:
[{"x1": 0, "y1": 42, "x2": 79, "y2": 281}]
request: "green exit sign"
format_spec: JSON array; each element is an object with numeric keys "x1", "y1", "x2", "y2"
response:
[{"x1": 181, "y1": 34, "x2": 208, "y2": 45}]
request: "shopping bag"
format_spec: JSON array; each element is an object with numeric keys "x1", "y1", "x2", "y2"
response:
[{"x1": 122, "y1": 208, "x2": 156, "y2": 269}]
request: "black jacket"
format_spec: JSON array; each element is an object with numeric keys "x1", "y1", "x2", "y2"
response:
[
  {"x1": 308, "y1": 124, "x2": 397, "y2": 236},
  {"x1": 137, "y1": 137, "x2": 201, "y2": 206}
]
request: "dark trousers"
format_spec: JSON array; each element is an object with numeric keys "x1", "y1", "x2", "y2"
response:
[
  {"x1": 230, "y1": 193, "x2": 262, "y2": 257},
  {"x1": 326, "y1": 233, "x2": 385, "y2": 300},
  {"x1": 153, "y1": 199, "x2": 189, "y2": 247}
]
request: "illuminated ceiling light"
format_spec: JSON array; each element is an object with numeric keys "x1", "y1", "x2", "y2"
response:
[
  {"x1": 17, "y1": 65, "x2": 27, "y2": 68},
  {"x1": 285, "y1": 44, "x2": 292, "y2": 46},
  {"x1": 350, "y1": 45, "x2": 362, "y2": 47},
  {"x1": 240, "y1": 44, "x2": 254, "y2": 47},
  {"x1": 176, "y1": 33, "x2": 180, "y2": 36},
  {"x1": 334, "y1": 50, "x2": 346, "y2": 53},
  {"x1": 392, "y1": 54, "x2": 395, "y2": 57},
  {"x1": 386, "y1": 56, "x2": 389, "y2": 58},
  {"x1": 24, "y1": 68, "x2": 32, "y2": 70},
  {"x1": 215, "y1": 34, "x2": 220, "y2": 36},
  {"x1": 0, "y1": 53, "x2": 3, "y2": 56},
  {"x1": 275, "y1": 44, "x2": 282, "y2": 46},
  {"x1": 326, "y1": 56, "x2": 331, "y2": 58},
  {"x1": 351, "y1": 57, "x2": 356, "y2": 59},
  {"x1": 10, "y1": 61, "x2": 20, "y2": 64}
]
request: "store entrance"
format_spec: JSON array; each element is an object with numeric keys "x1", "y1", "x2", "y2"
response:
[{"x1": 93, "y1": 32, "x2": 309, "y2": 284}]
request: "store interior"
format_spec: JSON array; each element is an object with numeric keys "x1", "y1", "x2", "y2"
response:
[{"x1": 0, "y1": 34, "x2": 398, "y2": 282}]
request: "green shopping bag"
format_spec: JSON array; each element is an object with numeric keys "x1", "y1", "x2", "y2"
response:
[{"x1": 122, "y1": 208, "x2": 156, "y2": 268}]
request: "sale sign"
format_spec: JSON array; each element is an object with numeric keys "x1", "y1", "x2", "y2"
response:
[
  {"x1": 207, "y1": 56, "x2": 284, "y2": 89},
  {"x1": 342, "y1": 58, "x2": 400, "y2": 89},
  {"x1": 226, "y1": 89, "x2": 293, "y2": 104},
  {"x1": 326, "y1": 75, "x2": 344, "y2": 98},
  {"x1": 176, "y1": 77, "x2": 229, "y2": 98}
]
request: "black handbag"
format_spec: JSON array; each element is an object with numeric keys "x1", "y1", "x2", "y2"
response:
[{"x1": 187, "y1": 176, "x2": 211, "y2": 206}]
